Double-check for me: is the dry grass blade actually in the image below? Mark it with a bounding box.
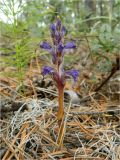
[2,124,26,160]
[2,137,19,160]
[18,122,29,159]
[37,124,59,148]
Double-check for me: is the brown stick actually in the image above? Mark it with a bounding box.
[94,56,120,92]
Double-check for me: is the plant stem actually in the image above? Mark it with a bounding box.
[57,84,65,147]
[57,85,64,123]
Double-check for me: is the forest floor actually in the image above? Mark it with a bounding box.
[0,43,120,160]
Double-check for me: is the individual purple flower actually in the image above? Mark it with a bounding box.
[64,42,76,49]
[56,19,61,30]
[66,70,79,82]
[50,24,56,33]
[51,50,57,64]
[40,42,51,51]
[57,43,64,54]
[54,31,61,45]
[42,66,54,76]
[61,26,66,36]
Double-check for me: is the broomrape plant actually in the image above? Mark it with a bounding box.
[40,17,79,124]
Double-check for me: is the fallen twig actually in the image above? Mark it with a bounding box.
[69,107,120,116]
[94,56,120,92]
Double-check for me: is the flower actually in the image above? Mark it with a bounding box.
[57,43,64,54]
[56,19,61,28]
[61,26,66,36]
[40,42,52,51]
[64,42,76,49]
[42,66,79,83]
[50,24,56,33]
[66,70,79,82]
[42,66,54,76]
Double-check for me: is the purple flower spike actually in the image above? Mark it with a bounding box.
[40,42,51,50]
[40,18,79,122]
[64,42,76,49]
[42,66,54,76]
[40,18,79,84]
[66,70,79,82]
